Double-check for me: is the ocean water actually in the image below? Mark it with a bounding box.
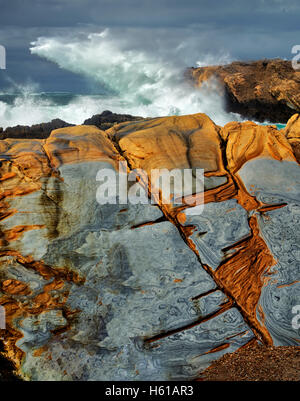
[0,91,111,128]
[0,84,243,130]
[0,30,286,130]
[0,90,286,131]
[262,122,286,130]
[275,124,286,130]
[0,30,244,129]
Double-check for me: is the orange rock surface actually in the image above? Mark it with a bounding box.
[0,114,299,380]
[109,113,299,348]
[187,59,300,122]
[284,113,300,163]
[108,114,235,214]
[43,125,120,169]
[221,121,296,174]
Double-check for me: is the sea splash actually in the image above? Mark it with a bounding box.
[0,30,240,129]
[0,86,109,129]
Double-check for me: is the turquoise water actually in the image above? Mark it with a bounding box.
[275,123,286,130]
[262,122,286,130]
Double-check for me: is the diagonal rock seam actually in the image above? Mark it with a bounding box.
[107,122,273,345]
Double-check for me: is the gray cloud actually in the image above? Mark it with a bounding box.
[0,0,299,91]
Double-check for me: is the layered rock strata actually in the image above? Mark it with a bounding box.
[0,113,299,380]
[187,59,300,122]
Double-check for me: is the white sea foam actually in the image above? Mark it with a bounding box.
[0,30,241,129]
[0,89,107,129]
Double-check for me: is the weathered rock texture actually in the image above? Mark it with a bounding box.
[188,59,300,123]
[0,113,299,381]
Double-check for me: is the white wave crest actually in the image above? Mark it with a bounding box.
[1,30,241,129]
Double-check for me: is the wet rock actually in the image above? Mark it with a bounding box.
[0,119,74,140]
[188,59,300,123]
[83,110,143,131]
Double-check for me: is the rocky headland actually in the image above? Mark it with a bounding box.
[188,59,300,123]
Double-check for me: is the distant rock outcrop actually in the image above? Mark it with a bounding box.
[188,59,300,123]
[83,110,144,130]
[0,111,144,141]
[0,119,74,140]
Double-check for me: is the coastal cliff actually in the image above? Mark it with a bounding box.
[0,113,299,380]
[188,59,300,123]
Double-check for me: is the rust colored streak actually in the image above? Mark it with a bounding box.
[204,177,237,204]
[14,254,85,285]
[213,216,276,345]
[130,215,167,230]
[204,343,230,355]
[233,175,260,212]
[33,346,48,357]
[145,300,233,344]
[0,296,29,369]
[239,337,259,350]
[0,288,71,370]
[277,280,299,288]
[0,250,85,290]
[1,279,31,296]
[0,172,17,182]
[0,250,84,285]
[232,168,287,214]
[0,209,16,222]
[0,185,40,201]
[0,250,84,370]
[176,211,187,225]
[257,304,266,327]
[258,203,288,213]
[191,288,218,301]
[180,225,198,255]
[0,225,45,245]
[182,176,237,207]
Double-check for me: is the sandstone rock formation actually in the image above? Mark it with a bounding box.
[187,59,300,123]
[0,113,299,380]
[284,113,300,163]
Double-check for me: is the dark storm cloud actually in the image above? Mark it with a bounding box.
[0,0,300,91]
[1,0,300,28]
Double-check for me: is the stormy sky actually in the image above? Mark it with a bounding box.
[0,0,300,92]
